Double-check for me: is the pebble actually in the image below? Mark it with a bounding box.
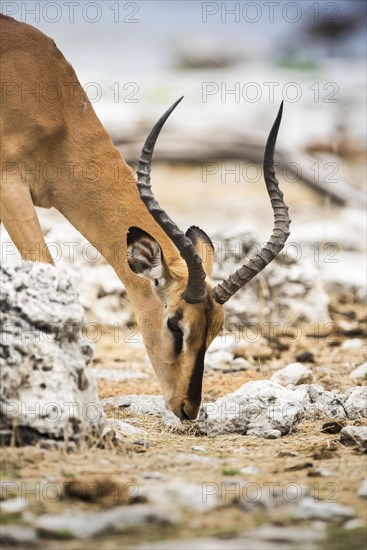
[102,395,166,415]
[343,387,367,419]
[344,518,366,530]
[337,319,361,335]
[233,447,249,454]
[293,497,355,521]
[207,334,237,353]
[321,421,344,434]
[204,350,233,370]
[237,483,309,511]
[141,479,219,512]
[307,467,334,477]
[176,453,216,464]
[113,420,145,436]
[223,357,252,372]
[340,426,367,448]
[271,363,312,386]
[0,525,38,545]
[35,504,176,539]
[296,351,315,363]
[142,472,167,482]
[240,465,260,475]
[341,339,364,349]
[0,497,27,514]
[93,368,147,381]
[349,362,367,380]
[191,445,207,453]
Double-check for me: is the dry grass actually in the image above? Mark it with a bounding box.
[1,293,366,548]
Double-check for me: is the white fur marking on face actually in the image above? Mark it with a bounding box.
[182,321,190,343]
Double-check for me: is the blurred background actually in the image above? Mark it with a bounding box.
[9,0,365,148]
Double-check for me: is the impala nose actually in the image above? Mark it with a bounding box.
[181,400,201,421]
[167,399,201,421]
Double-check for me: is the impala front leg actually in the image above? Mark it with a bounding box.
[0,181,54,264]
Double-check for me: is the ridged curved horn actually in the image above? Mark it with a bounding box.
[212,102,291,304]
[136,97,207,304]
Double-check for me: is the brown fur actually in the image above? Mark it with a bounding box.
[0,16,224,419]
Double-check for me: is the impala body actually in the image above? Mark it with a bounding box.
[0,15,290,420]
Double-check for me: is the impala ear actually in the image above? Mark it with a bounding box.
[127,227,167,286]
[185,226,215,277]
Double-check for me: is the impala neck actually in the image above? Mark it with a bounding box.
[55,141,184,306]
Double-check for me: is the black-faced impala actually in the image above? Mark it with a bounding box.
[0,15,291,420]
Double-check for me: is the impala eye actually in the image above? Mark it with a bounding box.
[167,316,183,356]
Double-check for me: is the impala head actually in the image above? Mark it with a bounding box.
[127,224,224,420]
[128,98,291,420]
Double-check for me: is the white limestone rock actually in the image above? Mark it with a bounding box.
[102,395,166,416]
[271,363,312,386]
[35,504,177,539]
[0,525,38,545]
[204,350,233,371]
[343,387,367,419]
[110,420,145,436]
[295,384,347,420]
[228,357,252,372]
[340,426,367,448]
[198,380,308,438]
[293,497,355,521]
[0,497,28,514]
[141,479,220,512]
[207,334,238,353]
[349,362,367,380]
[341,339,364,350]
[0,261,106,446]
[240,465,260,475]
[211,231,330,326]
[197,381,367,438]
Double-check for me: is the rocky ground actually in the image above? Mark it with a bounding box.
[1,315,366,549]
[1,163,366,549]
[1,281,366,549]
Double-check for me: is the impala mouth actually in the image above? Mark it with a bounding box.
[166,399,200,421]
[181,400,202,421]
[181,405,194,421]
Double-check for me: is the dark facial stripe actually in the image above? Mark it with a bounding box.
[187,297,214,405]
[167,311,183,356]
[172,330,183,356]
[187,342,206,405]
